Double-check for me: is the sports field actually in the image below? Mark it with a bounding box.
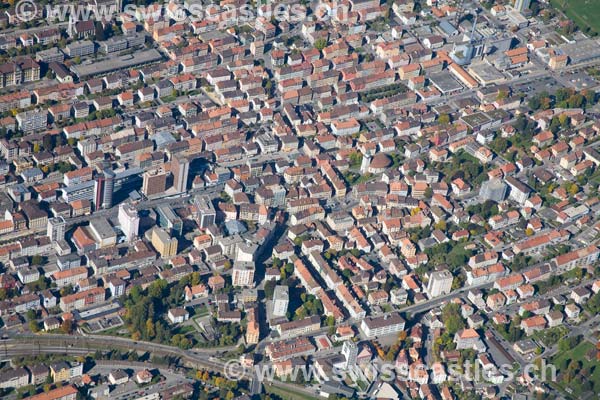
[550,0,600,33]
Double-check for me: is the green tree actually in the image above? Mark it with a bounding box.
[26,309,37,321]
[424,187,433,199]
[60,319,74,334]
[438,114,450,125]
[284,263,294,275]
[264,280,276,299]
[31,255,44,265]
[528,96,541,110]
[60,285,74,297]
[148,279,168,299]
[29,320,40,333]
[349,152,363,168]
[43,134,53,150]
[314,38,327,51]
[490,137,509,154]
[326,315,335,335]
[441,303,465,335]
[583,89,596,105]
[58,162,73,174]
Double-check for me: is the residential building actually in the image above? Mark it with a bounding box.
[232,262,255,287]
[156,204,183,237]
[272,285,289,317]
[142,168,168,197]
[195,195,216,229]
[118,202,139,242]
[24,385,78,400]
[47,216,66,242]
[342,340,358,368]
[426,270,453,297]
[16,109,47,133]
[151,227,178,258]
[171,155,189,193]
[513,0,531,13]
[360,313,406,338]
[50,362,83,382]
[167,308,189,324]
[0,367,29,389]
[59,287,105,312]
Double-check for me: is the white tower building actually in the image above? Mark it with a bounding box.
[118,202,139,242]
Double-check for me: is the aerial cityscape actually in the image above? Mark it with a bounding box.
[0,0,598,399]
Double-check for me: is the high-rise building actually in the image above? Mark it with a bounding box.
[514,0,531,12]
[171,156,189,193]
[479,178,508,203]
[246,307,260,344]
[142,168,168,198]
[47,216,66,242]
[342,340,358,368]
[93,175,106,211]
[195,195,216,229]
[94,169,115,211]
[427,270,454,298]
[232,261,255,287]
[156,204,183,237]
[272,285,289,317]
[151,227,178,258]
[251,40,264,58]
[16,109,47,133]
[118,202,139,242]
[360,154,370,174]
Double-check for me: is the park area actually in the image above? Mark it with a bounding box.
[550,0,600,34]
[551,340,600,398]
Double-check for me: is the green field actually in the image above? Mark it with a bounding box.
[550,0,600,34]
[551,341,600,397]
[264,385,319,400]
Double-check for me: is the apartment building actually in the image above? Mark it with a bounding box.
[360,313,406,338]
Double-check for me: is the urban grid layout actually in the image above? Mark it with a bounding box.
[0,0,599,399]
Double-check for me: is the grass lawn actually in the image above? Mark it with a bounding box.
[264,385,319,400]
[195,306,210,318]
[551,340,600,397]
[550,0,600,33]
[534,326,568,347]
[174,325,197,335]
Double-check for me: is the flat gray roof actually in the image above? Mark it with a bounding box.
[70,49,163,78]
[469,62,505,84]
[429,71,463,94]
[90,218,115,240]
[560,39,600,64]
[273,285,289,301]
